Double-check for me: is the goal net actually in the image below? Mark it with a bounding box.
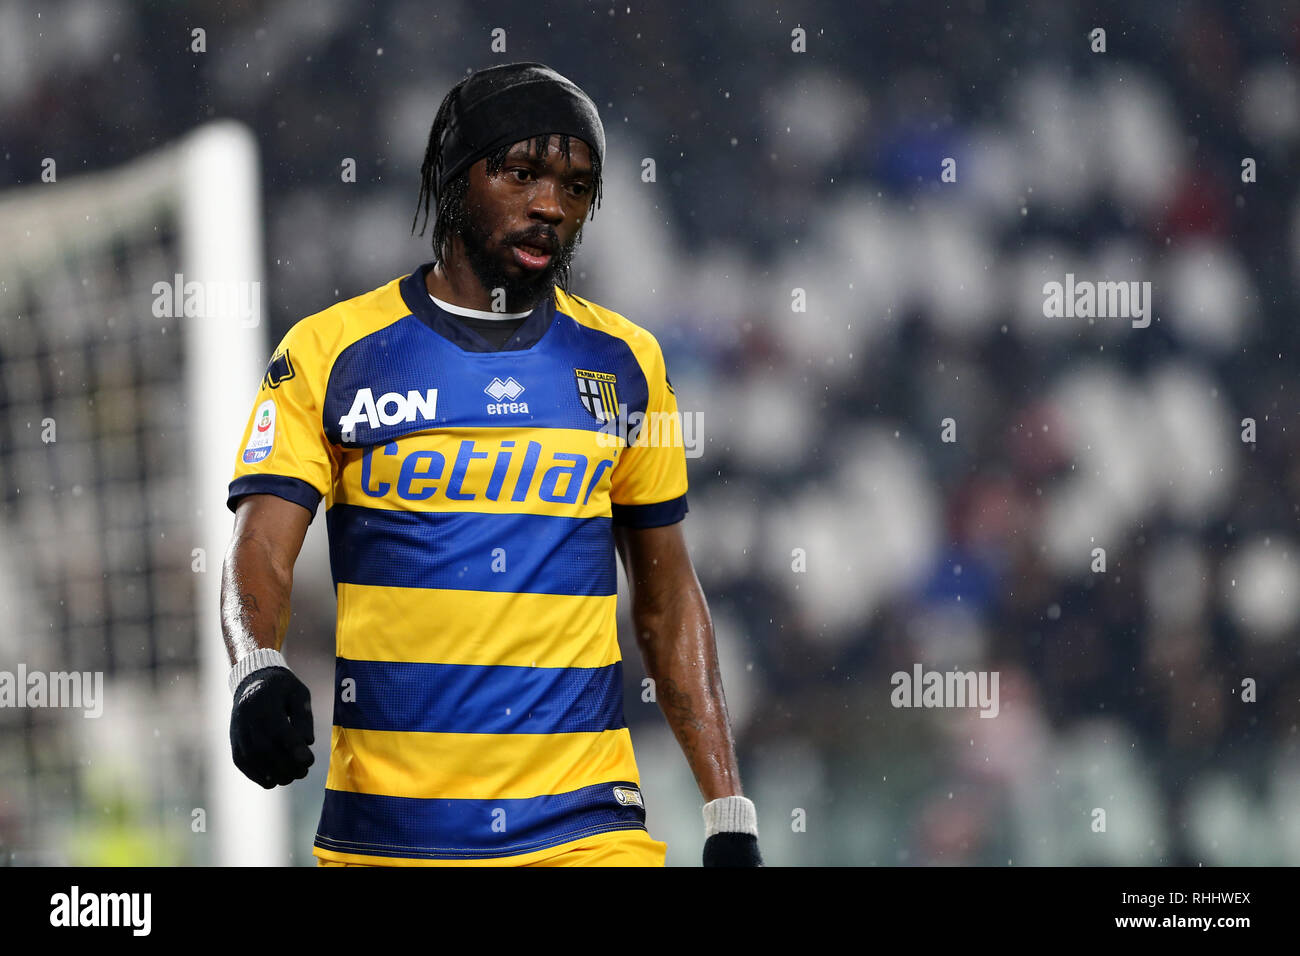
[0,121,287,865]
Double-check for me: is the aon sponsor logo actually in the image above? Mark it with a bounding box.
[339,388,438,436]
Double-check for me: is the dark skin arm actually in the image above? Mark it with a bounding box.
[615,521,743,801]
[220,494,311,664]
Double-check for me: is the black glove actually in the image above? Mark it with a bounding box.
[703,832,764,867]
[230,666,315,788]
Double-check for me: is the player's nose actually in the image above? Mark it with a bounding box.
[525,178,566,222]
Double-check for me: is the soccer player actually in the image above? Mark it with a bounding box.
[220,62,762,867]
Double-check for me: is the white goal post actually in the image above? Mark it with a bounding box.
[0,120,286,865]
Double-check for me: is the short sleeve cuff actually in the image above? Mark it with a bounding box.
[227,474,323,522]
[611,493,688,528]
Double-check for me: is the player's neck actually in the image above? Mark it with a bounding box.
[426,259,550,315]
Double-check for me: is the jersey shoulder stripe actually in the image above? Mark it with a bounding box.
[554,287,668,386]
[227,275,412,518]
[556,288,688,523]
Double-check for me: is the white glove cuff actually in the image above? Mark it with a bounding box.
[227,647,290,696]
[703,795,758,838]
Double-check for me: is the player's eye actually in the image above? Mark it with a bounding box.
[568,183,591,197]
[509,167,533,182]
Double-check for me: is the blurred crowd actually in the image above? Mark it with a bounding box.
[3,0,1300,864]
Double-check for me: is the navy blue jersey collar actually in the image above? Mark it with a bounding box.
[400,261,557,353]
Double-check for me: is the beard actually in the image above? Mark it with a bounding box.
[452,199,580,313]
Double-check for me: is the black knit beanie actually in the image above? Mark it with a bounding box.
[434,61,606,203]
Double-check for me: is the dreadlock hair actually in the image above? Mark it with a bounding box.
[410,85,604,293]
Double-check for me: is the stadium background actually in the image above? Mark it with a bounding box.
[3,0,1300,865]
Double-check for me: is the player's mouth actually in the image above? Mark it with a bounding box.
[512,240,555,270]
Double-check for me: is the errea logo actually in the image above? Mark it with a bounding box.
[484,377,529,415]
[339,387,438,440]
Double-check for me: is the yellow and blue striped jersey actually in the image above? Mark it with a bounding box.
[226,262,688,864]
